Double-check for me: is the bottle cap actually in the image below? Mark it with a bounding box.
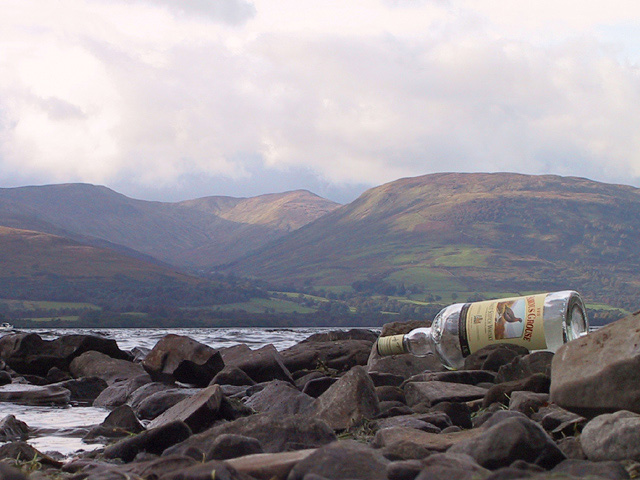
[377,335,407,356]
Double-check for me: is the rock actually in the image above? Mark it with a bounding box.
[367,345,445,378]
[386,460,424,480]
[127,382,176,410]
[221,344,294,383]
[207,434,263,460]
[210,366,256,387]
[311,365,380,430]
[0,383,70,405]
[478,410,530,429]
[551,459,630,479]
[415,412,453,430]
[103,420,192,462]
[301,376,337,398]
[534,405,586,437]
[372,426,482,455]
[496,351,555,383]
[120,455,198,480]
[304,329,379,343]
[550,310,640,416]
[482,373,550,408]
[85,404,144,440]
[0,464,27,480]
[226,449,314,480]
[93,374,152,407]
[0,441,62,467]
[70,351,147,385]
[415,453,489,480]
[0,415,29,442]
[50,376,108,402]
[369,372,405,387]
[378,401,414,418]
[508,391,549,416]
[164,413,336,459]
[288,440,389,480]
[404,381,487,408]
[45,366,72,383]
[406,370,497,386]
[581,410,640,461]
[429,402,472,429]
[281,337,374,373]
[0,371,11,386]
[244,380,315,415]
[147,384,225,433]
[556,437,586,460]
[134,388,194,420]
[142,334,225,387]
[0,333,130,376]
[376,385,406,403]
[463,344,529,371]
[448,416,566,469]
[157,459,250,480]
[381,320,431,337]
[375,416,441,433]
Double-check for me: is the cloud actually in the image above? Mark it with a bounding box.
[1,0,640,202]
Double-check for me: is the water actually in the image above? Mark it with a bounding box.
[0,327,359,457]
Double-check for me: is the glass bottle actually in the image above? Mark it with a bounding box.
[377,291,589,370]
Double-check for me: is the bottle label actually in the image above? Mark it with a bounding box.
[377,335,406,356]
[461,293,547,354]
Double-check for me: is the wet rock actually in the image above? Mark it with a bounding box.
[311,365,380,430]
[210,366,256,387]
[147,384,224,433]
[463,344,529,371]
[84,404,144,440]
[207,434,263,460]
[222,344,294,384]
[226,449,315,480]
[0,415,29,442]
[134,388,194,420]
[508,391,549,416]
[0,333,130,376]
[0,383,70,405]
[550,310,640,416]
[448,415,566,469]
[0,441,62,467]
[93,373,152,407]
[164,413,336,459]
[581,410,640,461]
[244,380,314,415]
[551,459,630,479]
[482,373,550,408]
[404,381,487,408]
[301,376,337,398]
[415,452,489,480]
[288,440,389,480]
[70,351,147,385]
[142,334,224,387]
[496,351,554,383]
[103,420,192,462]
[50,376,108,402]
[281,335,374,373]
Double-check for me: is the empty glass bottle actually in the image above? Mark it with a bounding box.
[377,291,589,370]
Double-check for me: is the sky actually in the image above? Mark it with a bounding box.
[1,0,640,203]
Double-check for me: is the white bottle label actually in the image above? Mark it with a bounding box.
[462,293,547,354]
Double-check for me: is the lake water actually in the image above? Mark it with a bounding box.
[1,327,365,458]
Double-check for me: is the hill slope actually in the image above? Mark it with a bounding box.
[226,173,640,309]
[0,184,339,268]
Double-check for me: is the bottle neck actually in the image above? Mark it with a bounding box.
[377,334,407,356]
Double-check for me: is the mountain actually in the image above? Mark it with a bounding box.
[226,173,640,309]
[0,184,340,268]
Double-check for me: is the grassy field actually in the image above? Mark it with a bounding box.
[0,299,100,311]
[211,297,317,314]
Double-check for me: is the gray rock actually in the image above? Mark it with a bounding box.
[210,366,256,387]
[0,383,70,405]
[84,404,144,440]
[288,440,389,480]
[496,351,554,383]
[581,410,640,461]
[207,434,263,460]
[386,460,424,480]
[0,464,27,480]
[551,459,630,479]
[70,351,147,385]
[482,373,550,408]
[415,453,489,480]
[157,459,252,480]
[463,344,529,372]
[406,370,497,386]
[301,376,337,398]
[508,391,549,416]
[93,374,152,407]
[0,415,29,442]
[429,401,472,429]
[533,405,586,436]
[103,420,192,462]
[221,344,294,383]
[375,416,441,433]
[134,388,194,420]
[372,426,483,456]
[226,449,315,480]
[311,365,380,430]
[550,310,640,416]
[147,384,224,433]
[142,334,224,387]
[281,338,373,374]
[127,382,176,410]
[50,376,108,402]
[376,385,406,403]
[448,415,565,469]
[404,381,487,408]
[555,437,586,460]
[244,380,314,415]
[0,441,62,467]
[367,344,445,378]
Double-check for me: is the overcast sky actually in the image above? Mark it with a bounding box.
[1,1,640,203]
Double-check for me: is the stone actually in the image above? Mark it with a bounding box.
[381,320,431,337]
[70,351,147,385]
[377,401,414,418]
[555,437,586,460]
[463,344,529,371]
[550,310,640,416]
[0,441,62,467]
[448,415,565,469]
[369,372,405,387]
[0,383,70,405]
[482,373,550,408]
[375,416,441,433]
[372,426,482,454]
[244,380,314,415]
[406,370,497,386]
[281,337,374,373]
[301,376,337,398]
[93,374,152,407]
[45,366,72,383]
[429,402,472,429]
[0,415,29,442]
[367,345,445,379]
[581,410,640,461]
[134,388,194,420]
[84,404,144,440]
[386,460,424,480]
[508,391,549,416]
[210,366,256,386]
[50,376,108,402]
[0,464,27,480]
[304,329,379,343]
[415,412,453,430]
[207,434,263,460]
[288,440,389,480]
[0,371,11,386]
[103,420,192,462]
[496,351,555,383]
[163,413,336,459]
[551,459,630,479]
[226,449,315,480]
[157,459,250,480]
[127,382,176,410]
[415,453,489,480]
[147,384,224,433]
[142,334,225,387]
[376,385,406,403]
[311,365,380,430]
[222,344,294,383]
[404,381,487,408]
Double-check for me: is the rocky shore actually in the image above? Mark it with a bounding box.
[0,311,638,480]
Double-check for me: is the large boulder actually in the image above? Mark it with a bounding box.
[550,310,640,416]
[0,333,130,376]
[221,344,293,384]
[142,334,225,387]
[70,351,147,385]
[311,365,380,430]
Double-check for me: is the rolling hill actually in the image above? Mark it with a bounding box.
[0,184,339,268]
[225,173,640,310]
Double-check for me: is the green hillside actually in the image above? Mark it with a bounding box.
[226,173,640,310]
